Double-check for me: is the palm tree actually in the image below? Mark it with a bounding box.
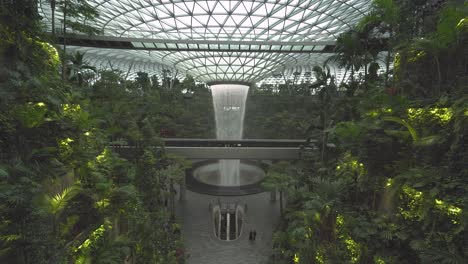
[327,30,364,87]
[363,0,400,85]
[309,66,337,164]
[49,0,56,37]
[261,161,296,215]
[160,154,191,219]
[67,51,97,86]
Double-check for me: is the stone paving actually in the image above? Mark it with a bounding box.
[176,190,280,264]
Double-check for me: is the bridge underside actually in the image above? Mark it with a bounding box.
[111,145,304,160]
[110,138,324,160]
[165,146,301,160]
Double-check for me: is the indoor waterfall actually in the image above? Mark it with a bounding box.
[210,84,249,186]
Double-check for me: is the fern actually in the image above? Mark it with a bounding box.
[44,185,82,216]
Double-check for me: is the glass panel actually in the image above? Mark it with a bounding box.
[155,43,167,49]
[177,43,188,49]
[270,45,281,50]
[132,42,145,48]
[166,43,177,48]
[188,43,198,49]
[313,45,325,51]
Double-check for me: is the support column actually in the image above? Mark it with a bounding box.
[226,212,230,241]
[235,208,238,237]
[218,211,221,239]
[270,189,277,201]
[179,178,186,201]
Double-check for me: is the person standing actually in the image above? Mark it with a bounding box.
[249,230,253,240]
[253,230,257,240]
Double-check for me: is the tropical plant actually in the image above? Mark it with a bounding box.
[262,161,296,215]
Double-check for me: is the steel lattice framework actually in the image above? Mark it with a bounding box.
[38,0,374,83]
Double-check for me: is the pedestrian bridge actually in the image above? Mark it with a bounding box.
[110,138,332,160]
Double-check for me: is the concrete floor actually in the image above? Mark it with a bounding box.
[176,190,280,264]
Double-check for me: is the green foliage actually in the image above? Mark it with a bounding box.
[262,161,296,193]
[13,102,48,128]
[334,122,363,143]
[271,2,468,263]
[56,0,101,35]
[43,184,82,216]
[0,11,190,263]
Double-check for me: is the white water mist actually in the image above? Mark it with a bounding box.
[210,84,249,186]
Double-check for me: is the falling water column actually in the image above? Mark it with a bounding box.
[210,84,249,186]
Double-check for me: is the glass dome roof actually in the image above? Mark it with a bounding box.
[38,0,373,83]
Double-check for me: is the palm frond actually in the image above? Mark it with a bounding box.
[45,185,82,216]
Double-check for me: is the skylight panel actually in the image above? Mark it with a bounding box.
[193,3,206,14]
[312,45,325,51]
[207,18,218,26]
[177,43,188,49]
[207,1,217,13]
[199,43,209,49]
[225,17,237,27]
[183,1,195,13]
[213,2,227,14]
[270,45,281,50]
[213,15,227,24]
[242,1,254,13]
[155,43,167,49]
[177,16,192,26]
[132,42,145,48]
[173,4,187,16]
[166,43,177,49]
[291,45,303,51]
[255,5,267,16]
[250,45,260,50]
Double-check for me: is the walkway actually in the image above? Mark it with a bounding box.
[176,190,280,264]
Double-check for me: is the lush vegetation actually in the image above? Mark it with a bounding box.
[0,2,213,263]
[264,0,468,263]
[244,93,319,139]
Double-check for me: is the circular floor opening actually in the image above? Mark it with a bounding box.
[186,160,266,196]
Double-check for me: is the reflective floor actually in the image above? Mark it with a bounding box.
[176,190,280,264]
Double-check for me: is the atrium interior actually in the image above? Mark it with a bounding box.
[1,1,467,264]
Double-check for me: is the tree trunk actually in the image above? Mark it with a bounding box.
[279,190,283,215]
[179,177,186,201]
[340,68,348,86]
[61,1,68,81]
[170,180,175,220]
[435,56,442,96]
[385,33,392,87]
[270,189,277,201]
[321,109,327,165]
[364,63,368,89]
[51,0,55,37]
